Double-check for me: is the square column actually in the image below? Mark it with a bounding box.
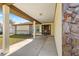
[2,5,10,54]
[39,24,42,34]
[33,21,36,39]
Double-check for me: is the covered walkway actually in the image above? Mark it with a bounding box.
[8,36,57,56]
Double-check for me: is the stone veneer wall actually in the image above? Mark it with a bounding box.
[63,3,79,56]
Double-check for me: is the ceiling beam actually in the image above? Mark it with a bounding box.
[0,3,41,24]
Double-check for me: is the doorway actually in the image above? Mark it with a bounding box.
[42,25,51,35]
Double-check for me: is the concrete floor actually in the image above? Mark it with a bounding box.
[9,35,57,56]
[0,35,58,56]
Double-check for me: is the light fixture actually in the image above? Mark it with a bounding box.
[40,13,43,16]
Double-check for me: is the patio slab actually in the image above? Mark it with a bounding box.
[9,36,57,56]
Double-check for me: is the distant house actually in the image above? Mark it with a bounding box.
[13,22,33,35]
[0,20,15,34]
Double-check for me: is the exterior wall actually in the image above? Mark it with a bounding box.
[16,25,30,34]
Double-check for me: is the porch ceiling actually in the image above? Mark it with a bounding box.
[13,3,56,23]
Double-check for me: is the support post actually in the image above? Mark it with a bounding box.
[39,24,42,35]
[2,5,10,54]
[33,21,36,39]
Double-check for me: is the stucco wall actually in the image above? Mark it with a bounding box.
[54,3,62,56]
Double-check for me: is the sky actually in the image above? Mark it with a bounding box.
[0,9,30,24]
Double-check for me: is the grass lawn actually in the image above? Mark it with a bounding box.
[0,34,32,47]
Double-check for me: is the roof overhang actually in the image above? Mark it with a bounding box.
[0,3,41,24]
